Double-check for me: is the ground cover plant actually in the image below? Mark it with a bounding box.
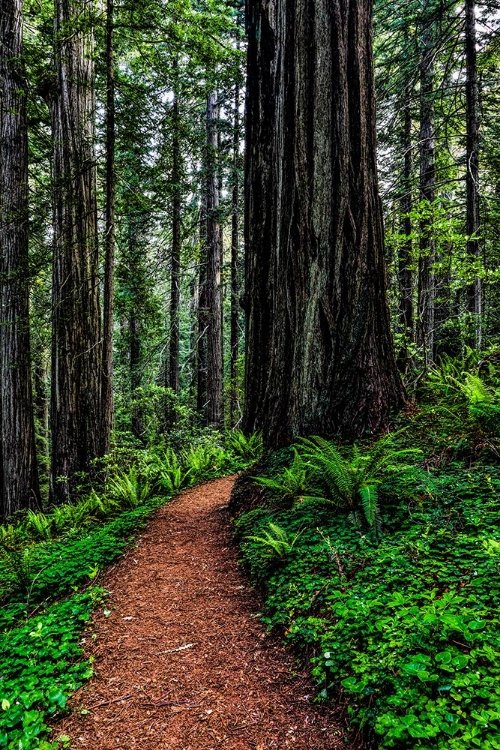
[233,359,500,749]
[0,430,261,749]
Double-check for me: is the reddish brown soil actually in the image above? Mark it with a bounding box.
[52,476,346,749]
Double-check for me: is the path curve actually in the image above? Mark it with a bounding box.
[53,476,346,749]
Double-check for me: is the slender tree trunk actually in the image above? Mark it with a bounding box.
[49,0,101,503]
[100,0,115,456]
[417,17,435,368]
[168,69,181,406]
[244,0,405,447]
[397,65,414,372]
[230,77,241,425]
[0,0,40,517]
[130,312,142,440]
[465,0,481,348]
[201,92,224,429]
[197,204,208,416]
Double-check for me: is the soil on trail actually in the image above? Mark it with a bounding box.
[53,476,346,749]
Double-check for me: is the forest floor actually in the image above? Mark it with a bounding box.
[51,476,346,749]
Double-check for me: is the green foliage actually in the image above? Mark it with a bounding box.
[236,424,500,748]
[144,447,188,494]
[253,449,311,506]
[246,522,302,562]
[224,430,263,465]
[295,435,420,530]
[107,466,151,508]
[0,592,100,750]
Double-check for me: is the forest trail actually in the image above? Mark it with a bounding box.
[52,476,346,749]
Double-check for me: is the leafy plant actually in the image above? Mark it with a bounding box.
[108,466,151,508]
[253,449,312,506]
[246,522,302,561]
[225,430,264,464]
[145,447,188,493]
[295,435,420,530]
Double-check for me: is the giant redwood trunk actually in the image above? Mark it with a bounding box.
[49,0,101,503]
[0,0,40,517]
[244,0,405,446]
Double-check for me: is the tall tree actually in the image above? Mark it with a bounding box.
[465,0,482,347]
[49,0,101,502]
[100,0,115,455]
[230,74,241,425]
[0,0,40,517]
[244,0,405,447]
[417,11,436,368]
[199,91,224,429]
[167,61,181,408]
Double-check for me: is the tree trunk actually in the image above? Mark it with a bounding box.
[130,312,143,440]
[0,0,41,517]
[168,71,181,403]
[49,0,101,503]
[203,92,224,429]
[197,204,208,416]
[100,0,115,456]
[465,0,481,348]
[397,64,414,372]
[244,0,405,447]
[417,17,435,369]
[230,77,241,425]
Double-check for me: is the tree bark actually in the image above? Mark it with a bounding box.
[397,64,414,372]
[49,0,101,503]
[244,0,405,447]
[100,0,115,456]
[465,0,481,348]
[0,0,41,517]
[168,68,181,402]
[202,92,224,429]
[417,16,435,368]
[230,77,241,425]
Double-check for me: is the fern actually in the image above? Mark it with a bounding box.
[246,522,301,561]
[225,430,264,464]
[253,450,313,505]
[295,435,421,531]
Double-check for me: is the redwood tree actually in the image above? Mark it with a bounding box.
[244,0,405,447]
[49,0,101,502]
[0,0,40,517]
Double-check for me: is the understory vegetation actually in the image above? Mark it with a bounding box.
[0,430,261,750]
[233,354,500,749]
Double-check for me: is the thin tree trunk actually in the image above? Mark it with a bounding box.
[101,0,115,456]
[244,0,405,447]
[168,67,181,407]
[397,65,414,372]
[465,0,481,348]
[417,16,435,369]
[197,204,208,416]
[130,312,142,440]
[0,0,40,517]
[230,77,241,425]
[49,0,101,503]
[201,92,224,429]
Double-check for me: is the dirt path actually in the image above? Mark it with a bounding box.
[54,476,346,749]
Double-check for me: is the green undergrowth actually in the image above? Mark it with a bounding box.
[0,429,262,749]
[233,360,500,749]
